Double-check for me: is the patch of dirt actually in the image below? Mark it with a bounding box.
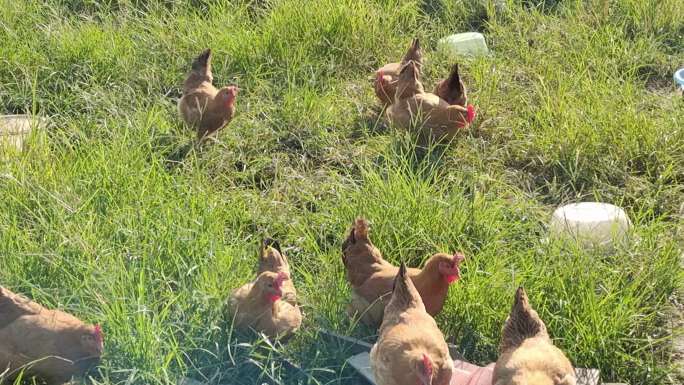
[646,77,679,96]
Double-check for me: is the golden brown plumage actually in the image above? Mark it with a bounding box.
[178,48,238,140]
[228,239,302,339]
[341,218,464,327]
[370,263,454,385]
[0,287,103,385]
[493,287,577,385]
[387,61,475,143]
[228,271,302,339]
[374,38,423,105]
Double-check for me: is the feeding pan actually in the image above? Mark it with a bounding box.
[0,114,48,153]
[438,32,489,57]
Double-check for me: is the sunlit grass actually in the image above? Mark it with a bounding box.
[1,0,682,384]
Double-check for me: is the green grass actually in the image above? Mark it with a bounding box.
[1,0,683,384]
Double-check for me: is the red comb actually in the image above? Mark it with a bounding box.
[466,104,476,123]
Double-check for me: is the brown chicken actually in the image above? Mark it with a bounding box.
[370,263,454,385]
[493,287,577,385]
[374,38,423,105]
[341,218,464,327]
[434,64,467,106]
[228,241,302,338]
[0,287,103,385]
[386,61,475,143]
[178,48,238,140]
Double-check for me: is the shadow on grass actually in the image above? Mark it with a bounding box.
[373,131,454,185]
[151,132,195,171]
[348,104,390,141]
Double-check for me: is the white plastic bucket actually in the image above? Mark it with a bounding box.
[550,202,632,249]
[438,32,489,57]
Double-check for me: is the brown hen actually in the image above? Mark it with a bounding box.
[493,287,576,385]
[342,218,464,327]
[386,61,475,143]
[0,287,103,385]
[374,38,423,105]
[370,263,453,385]
[178,48,238,140]
[228,240,302,338]
[228,271,302,339]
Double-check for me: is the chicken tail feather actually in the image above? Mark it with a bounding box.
[263,237,281,253]
[402,38,423,66]
[388,262,422,311]
[500,287,549,352]
[183,49,213,93]
[192,48,212,73]
[396,61,423,100]
[447,64,463,93]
